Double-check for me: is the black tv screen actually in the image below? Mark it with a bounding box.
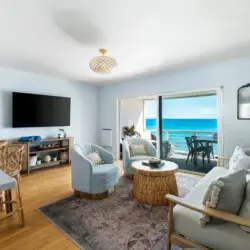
[12,92,71,127]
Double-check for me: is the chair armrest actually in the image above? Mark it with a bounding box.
[146,141,157,157]
[122,141,131,159]
[217,156,230,167]
[166,194,250,228]
[96,145,114,164]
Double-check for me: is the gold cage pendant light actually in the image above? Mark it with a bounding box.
[89,49,117,74]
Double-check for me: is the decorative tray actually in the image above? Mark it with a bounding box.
[142,161,164,168]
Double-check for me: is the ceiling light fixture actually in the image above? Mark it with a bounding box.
[89,49,117,74]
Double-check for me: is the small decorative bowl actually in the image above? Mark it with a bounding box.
[149,158,161,165]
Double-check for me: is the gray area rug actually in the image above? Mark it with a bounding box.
[38,173,201,250]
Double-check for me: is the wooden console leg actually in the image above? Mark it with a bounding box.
[167,200,174,250]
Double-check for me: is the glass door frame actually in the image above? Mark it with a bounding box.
[156,87,224,160]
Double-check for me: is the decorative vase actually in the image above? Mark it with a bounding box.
[37,160,42,165]
[52,157,57,162]
[44,155,51,163]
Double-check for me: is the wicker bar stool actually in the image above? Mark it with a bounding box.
[0,142,25,226]
[0,140,8,211]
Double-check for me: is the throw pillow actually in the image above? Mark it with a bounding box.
[199,170,247,227]
[238,180,250,233]
[229,146,250,173]
[129,144,148,156]
[87,152,104,165]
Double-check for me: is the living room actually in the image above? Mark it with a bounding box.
[1,1,250,250]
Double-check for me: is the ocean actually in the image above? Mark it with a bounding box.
[146,118,217,153]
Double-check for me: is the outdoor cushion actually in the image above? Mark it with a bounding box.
[173,167,250,250]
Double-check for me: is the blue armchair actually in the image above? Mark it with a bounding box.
[72,143,119,198]
[122,138,157,176]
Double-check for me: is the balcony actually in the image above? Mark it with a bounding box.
[146,129,218,174]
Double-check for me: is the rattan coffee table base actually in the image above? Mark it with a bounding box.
[132,171,178,206]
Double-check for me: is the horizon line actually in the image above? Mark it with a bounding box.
[145,117,217,119]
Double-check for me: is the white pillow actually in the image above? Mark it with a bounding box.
[129,144,148,156]
[229,146,250,173]
[87,152,104,165]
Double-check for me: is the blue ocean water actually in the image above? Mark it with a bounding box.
[146,118,217,153]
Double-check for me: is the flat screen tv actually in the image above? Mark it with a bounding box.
[12,92,71,127]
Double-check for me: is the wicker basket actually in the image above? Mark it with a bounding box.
[60,151,68,163]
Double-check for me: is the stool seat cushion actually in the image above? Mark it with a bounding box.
[0,170,16,191]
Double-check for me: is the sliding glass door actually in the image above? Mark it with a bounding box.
[158,91,221,174]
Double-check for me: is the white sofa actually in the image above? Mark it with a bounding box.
[166,152,250,250]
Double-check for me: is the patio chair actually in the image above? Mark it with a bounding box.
[192,136,211,166]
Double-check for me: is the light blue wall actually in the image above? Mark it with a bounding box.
[0,68,99,144]
[99,57,250,157]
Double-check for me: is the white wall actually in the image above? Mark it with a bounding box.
[99,57,250,157]
[0,68,99,144]
[120,98,144,137]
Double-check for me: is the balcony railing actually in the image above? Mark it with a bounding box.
[147,129,217,154]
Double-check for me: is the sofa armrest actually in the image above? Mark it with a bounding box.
[166,194,250,228]
[217,156,230,167]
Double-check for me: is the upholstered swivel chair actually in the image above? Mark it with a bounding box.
[72,143,119,199]
[122,138,156,177]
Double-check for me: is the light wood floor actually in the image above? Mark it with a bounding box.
[0,162,199,250]
[0,166,78,250]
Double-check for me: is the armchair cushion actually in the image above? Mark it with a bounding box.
[129,144,148,156]
[91,164,119,194]
[87,152,104,165]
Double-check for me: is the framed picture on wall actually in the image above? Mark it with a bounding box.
[238,83,250,119]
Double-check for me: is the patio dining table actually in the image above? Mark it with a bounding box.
[196,136,217,144]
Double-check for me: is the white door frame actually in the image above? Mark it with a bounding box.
[116,86,224,160]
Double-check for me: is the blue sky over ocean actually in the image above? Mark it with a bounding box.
[144,95,217,119]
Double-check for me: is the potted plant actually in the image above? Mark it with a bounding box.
[122,124,140,138]
[58,128,66,138]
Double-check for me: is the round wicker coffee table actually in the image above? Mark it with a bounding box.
[131,160,179,206]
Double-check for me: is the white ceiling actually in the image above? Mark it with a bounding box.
[0,0,250,85]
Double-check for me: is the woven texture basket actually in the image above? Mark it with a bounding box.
[0,142,24,176]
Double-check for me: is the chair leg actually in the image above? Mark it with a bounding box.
[15,174,24,226]
[167,200,174,250]
[186,153,191,165]
[193,152,198,166]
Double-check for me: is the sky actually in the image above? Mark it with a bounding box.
[144,95,217,119]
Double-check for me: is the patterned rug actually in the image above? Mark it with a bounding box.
[38,173,201,250]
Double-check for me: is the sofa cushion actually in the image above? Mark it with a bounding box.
[229,146,250,172]
[173,167,250,250]
[239,180,250,233]
[200,170,247,226]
